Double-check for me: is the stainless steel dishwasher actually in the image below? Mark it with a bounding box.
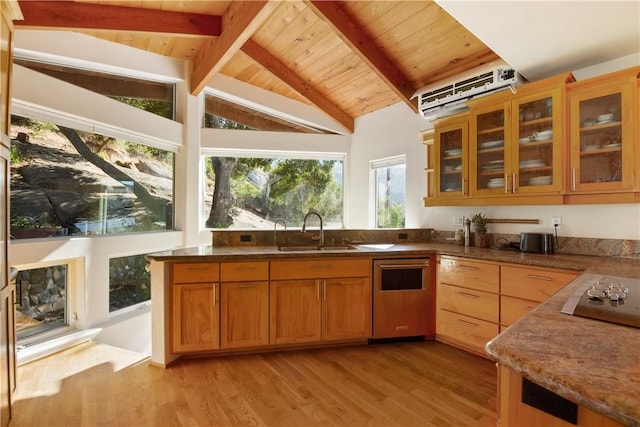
[372,257,434,339]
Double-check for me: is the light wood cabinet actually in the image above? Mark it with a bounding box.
[270,258,371,345]
[437,256,578,355]
[425,73,573,206]
[436,256,500,355]
[566,67,640,203]
[220,262,269,349]
[171,263,220,353]
[431,114,469,200]
[500,265,577,328]
[468,74,571,201]
[498,364,622,427]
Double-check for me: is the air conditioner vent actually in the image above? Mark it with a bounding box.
[414,61,524,120]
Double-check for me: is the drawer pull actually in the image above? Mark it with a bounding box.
[185,266,210,271]
[233,284,256,288]
[456,318,479,327]
[234,266,256,271]
[523,305,536,311]
[396,325,409,331]
[456,291,479,299]
[456,265,478,271]
[525,274,552,281]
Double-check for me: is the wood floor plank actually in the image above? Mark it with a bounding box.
[13,340,496,427]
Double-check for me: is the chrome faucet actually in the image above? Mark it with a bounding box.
[273,219,287,246]
[301,211,324,246]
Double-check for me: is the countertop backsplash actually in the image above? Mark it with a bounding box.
[430,230,640,259]
[212,228,639,259]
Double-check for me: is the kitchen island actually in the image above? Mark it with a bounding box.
[147,242,640,426]
[485,260,640,427]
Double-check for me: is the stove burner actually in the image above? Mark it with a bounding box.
[587,280,629,303]
[561,274,640,329]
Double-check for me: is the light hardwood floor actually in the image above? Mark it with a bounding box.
[13,340,497,427]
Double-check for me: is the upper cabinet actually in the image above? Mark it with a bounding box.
[433,114,468,199]
[566,67,640,203]
[423,67,640,206]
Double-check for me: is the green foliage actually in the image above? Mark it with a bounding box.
[112,97,173,120]
[471,212,488,233]
[11,115,56,137]
[10,215,34,229]
[9,144,20,164]
[377,202,405,228]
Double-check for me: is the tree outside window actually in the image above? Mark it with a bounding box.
[373,156,406,228]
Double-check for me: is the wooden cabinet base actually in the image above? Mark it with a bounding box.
[498,365,623,427]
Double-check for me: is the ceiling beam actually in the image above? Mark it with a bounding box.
[15,1,221,37]
[241,39,354,133]
[304,0,418,114]
[190,1,277,96]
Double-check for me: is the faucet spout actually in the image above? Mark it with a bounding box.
[301,211,324,246]
[273,219,287,246]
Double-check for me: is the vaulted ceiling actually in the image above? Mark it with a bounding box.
[14,0,500,133]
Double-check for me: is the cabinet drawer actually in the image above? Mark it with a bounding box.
[501,265,578,302]
[439,283,499,323]
[500,295,538,326]
[173,263,219,283]
[438,256,499,293]
[220,262,269,282]
[270,258,370,280]
[437,309,498,355]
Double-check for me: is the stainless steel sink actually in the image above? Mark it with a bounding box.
[278,245,321,252]
[277,245,356,252]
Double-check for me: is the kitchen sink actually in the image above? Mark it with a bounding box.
[277,245,356,252]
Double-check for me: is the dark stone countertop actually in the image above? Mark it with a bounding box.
[147,242,640,425]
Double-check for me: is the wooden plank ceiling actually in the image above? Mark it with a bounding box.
[14,0,499,133]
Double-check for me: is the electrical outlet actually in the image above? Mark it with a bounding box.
[453,216,464,227]
[551,217,562,230]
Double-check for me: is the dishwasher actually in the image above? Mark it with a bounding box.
[372,257,434,339]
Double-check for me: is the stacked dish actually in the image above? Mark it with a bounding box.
[444,148,462,157]
[487,178,505,188]
[596,113,614,123]
[519,159,545,169]
[582,145,600,151]
[482,160,504,171]
[480,140,504,149]
[529,175,552,186]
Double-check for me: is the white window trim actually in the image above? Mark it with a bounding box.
[370,154,407,229]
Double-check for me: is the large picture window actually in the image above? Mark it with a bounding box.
[10,115,174,238]
[202,154,344,229]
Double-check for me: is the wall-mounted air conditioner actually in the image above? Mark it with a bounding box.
[413,60,524,119]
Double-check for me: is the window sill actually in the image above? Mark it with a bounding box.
[17,328,102,366]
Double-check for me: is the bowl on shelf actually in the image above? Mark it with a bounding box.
[582,118,596,127]
[532,130,553,140]
[582,144,600,151]
[519,136,533,144]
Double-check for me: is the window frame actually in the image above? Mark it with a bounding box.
[370,154,407,229]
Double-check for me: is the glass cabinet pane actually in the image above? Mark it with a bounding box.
[516,96,554,188]
[475,109,505,192]
[439,128,463,193]
[577,93,622,185]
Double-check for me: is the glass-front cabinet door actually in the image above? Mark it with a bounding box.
[470,102,509,196]
[434,117,467,198]
[512,89,563,194]
[568,73,638,193]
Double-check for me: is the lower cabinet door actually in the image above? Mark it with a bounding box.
[220,281,269,349]
[322,277,371,341]
[270,280,321,345]
[172,283,219,353]
[500,295,539,327]
[437,309,498,356]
